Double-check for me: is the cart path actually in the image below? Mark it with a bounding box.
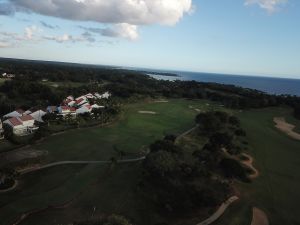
[19,156,146,175]
[196,196,239,225]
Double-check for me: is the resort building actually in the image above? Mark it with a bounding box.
[47,106,58,114]
[30,110,47,123]
[3,109,24,118]
[3,115,38,136]
[58,106,76,116]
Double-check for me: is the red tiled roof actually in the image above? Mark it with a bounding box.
[9,117,22,126]
[85,105,92,110]
[65,99,72,104]
[61,106,70,110]
[19,115,34,122]
[75,98,84,104]
[70,107,76,112]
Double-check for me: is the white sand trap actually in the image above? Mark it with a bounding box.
[154,100,169,103]
[274,117,300,141]
[251,207,269,225]
[189,105,201,112]
[240,153,259,179]
[138,111,157,115]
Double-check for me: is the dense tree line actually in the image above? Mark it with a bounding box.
[1,58,300,118]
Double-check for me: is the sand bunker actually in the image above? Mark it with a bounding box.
[189,105,202,112]
[240,153,259,179]
[138,111,157,114]
[154,100,169,103]
[251,207,269,225]
[274,117,300,141]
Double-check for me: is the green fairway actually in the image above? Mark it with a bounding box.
[236,107,300,225]
[0,99,225,225]
[33,99,225,163]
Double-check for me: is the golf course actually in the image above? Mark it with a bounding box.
[0,99,300,225]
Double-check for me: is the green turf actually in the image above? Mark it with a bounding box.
[32,99,225,163]
[0,99,225,225]
[236,107,300,225]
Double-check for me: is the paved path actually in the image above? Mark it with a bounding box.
[196,196,239,225]
[176,125,198,142]
[251,207,269,225]
[20,156,146,175]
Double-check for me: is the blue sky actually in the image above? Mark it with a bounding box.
[0,0,299,78]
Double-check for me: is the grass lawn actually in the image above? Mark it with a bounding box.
[0,99,226,225]
[32,99,226,163]
[235,107,300,225]
[0,139,18,153]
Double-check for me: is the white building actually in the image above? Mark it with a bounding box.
[58,106,76,116]
[3,109,24,118]
[3,115,37,136]
[91,104,104,109]
[30,110,47,123]
[76,105,92,115]
[94,92,111,99]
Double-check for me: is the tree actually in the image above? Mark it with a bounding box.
[144,151,179,178]
[209,132,234,149]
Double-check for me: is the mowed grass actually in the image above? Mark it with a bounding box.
[33,99,224,163]
[235,107,300,225]
[0,99,225,225]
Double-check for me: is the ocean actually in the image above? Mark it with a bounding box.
[145,71,300,96]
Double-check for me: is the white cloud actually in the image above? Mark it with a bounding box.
[245,0,288,13]
[1,0,192,41]
[25,25,39,40]
[81,23,139,41]
[9,0,193,26]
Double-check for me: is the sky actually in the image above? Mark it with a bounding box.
[0,0,299,79]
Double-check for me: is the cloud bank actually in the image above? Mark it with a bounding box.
[0,0,192,41]
[245,0,288,13]
[9,0,193,26]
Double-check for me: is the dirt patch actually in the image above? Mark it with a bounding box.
[251,207,269,225]
[274,117,300,141]
[138,111,157,114]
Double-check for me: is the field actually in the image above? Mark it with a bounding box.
[1,100,300,225]
[0,99,225,225]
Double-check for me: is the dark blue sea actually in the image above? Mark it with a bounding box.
[144,70,300,96]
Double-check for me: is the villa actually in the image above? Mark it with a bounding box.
[30,110,47,123]
[58,106,76,116]
[3,109,24,118]
[3,115,38,136]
